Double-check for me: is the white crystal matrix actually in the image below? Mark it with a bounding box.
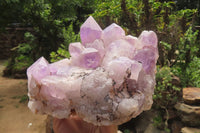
[27,16,159,125]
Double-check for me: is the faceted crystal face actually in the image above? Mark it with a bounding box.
[102,23,125,47]
[27,57,50,83]
[139,31,158,48]
[69,42,84,57]
[27,16,159,126]
[80,16,102,46]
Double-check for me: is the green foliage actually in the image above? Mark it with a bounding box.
[159,41,172,65]
[153,65,183,131]
[92,0,198,68]
[154,66,181,108]
[164,128,170,133]
[153,114,163,128]
[5,32,35,72]
[178,27,199,66]
[123,129,131,133]
[176,0,200,17]
[171,27,200,87]
[2,0,96,77]
[13,32,36,70]
[50,45,70,63]
[11,95,29,103]
[13,55,33,71]
[0,0,24,30]
[92,0,121,20]
[186,57,200,87]
[1,0,96,58]
[61,24,81,47]
[16,43,32,55]
[153,113,171,132]
[92,0,144,33]
[50,24,80,62]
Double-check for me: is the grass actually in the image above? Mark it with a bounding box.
[123,129,131,133]
[19,95,29,103]
[2,60,8,66]
[11,95,29,103]
[15,105,19,108]
[19,81,24,84]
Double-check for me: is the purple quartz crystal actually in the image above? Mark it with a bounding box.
[102,23,125,47]
[27,16,159,125]
[80,16,102,46]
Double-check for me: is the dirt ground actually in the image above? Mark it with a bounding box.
[0,60,47,133]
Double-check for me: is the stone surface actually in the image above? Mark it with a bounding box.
[175,103,200,126]
[171,76,181,86]
[181,127,200,133]
[183,87,200,105]
[27,16,159,126]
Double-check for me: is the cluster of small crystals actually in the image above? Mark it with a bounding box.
[27,16,159,126]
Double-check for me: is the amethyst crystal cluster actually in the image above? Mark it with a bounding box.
[27,16,158,125]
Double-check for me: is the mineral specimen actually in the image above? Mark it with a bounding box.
[27,16,159,126]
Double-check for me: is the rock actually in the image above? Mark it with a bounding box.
[183,87,200,105]
[175,103,200,115]
[172,76,181,86]
[175,103,200,126]
[27,16,159,126]
[181,127,200,133]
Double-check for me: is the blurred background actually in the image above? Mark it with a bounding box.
[0,0,200,133]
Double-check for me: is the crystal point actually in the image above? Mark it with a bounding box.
[80,16,102,45]
[102,23,125,46]
[27,57,50,83]
[139,31,158,48]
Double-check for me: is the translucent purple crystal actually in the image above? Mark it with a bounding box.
[102,23,125,47]
[80,16,102,46]
[27,16,159,125]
